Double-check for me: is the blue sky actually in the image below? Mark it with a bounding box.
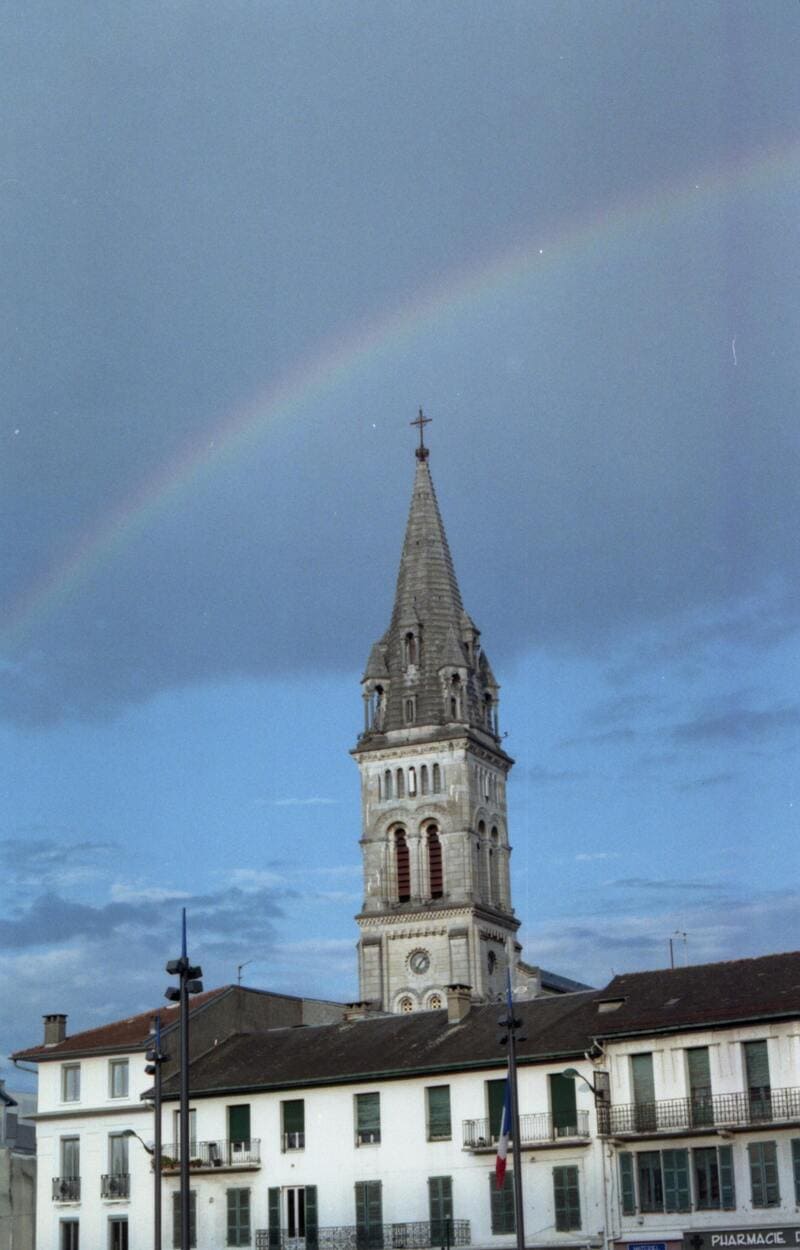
[2,1,799,1083]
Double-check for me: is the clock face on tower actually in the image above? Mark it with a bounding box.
[408,949,430,975]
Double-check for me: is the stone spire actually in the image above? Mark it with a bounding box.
[360,437,501,743]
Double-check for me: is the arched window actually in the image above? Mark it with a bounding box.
[432,763,441,793]
[395,829,410,902]
[404,632,417,666]
[449,674,462,719]
[420,765,429,795]
[396,769,405,799]
[404,696,415,724]
[384,770,393,800]
[399,996,414,1012]
[427,825,443,898]
[490,827,500,904]
[408,766,417,796]
[427,993,443,1011]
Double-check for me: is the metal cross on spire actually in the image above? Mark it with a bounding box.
[411,407,431,460]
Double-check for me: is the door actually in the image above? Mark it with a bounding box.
[355,1180,383,1250]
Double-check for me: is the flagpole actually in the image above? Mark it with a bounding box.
[505,973,526,1250]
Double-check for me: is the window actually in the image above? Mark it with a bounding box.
[355,1180,382,1249]
[404,632,417,666]
[395,829,410,902]
[396,769,405,799]
[744,1040,772,1121]
[408,766,417,795]
[429,1176,453,1244]
[355,1092,380,1144]
[749,1141,780,1207]
[404,697,416,725]
[104,1134,129,1198]
[58,1137,81,1198]
[109,1218,128,1250]
[399,996,414,1013]
[109,1059,129,1099]
[420,765,429,795]
[637,1151,664,1212]
[426,1086,452,1141]
[60,1221,79,1250]
[227,1189,251,1247]
[228,1104,251,1150]
[490,1171,515,1234]
[282,1099,305,1150]
[619,1153,636,1216]
[693,1146,735,1210]
[62,1064,80,1102]
[172,1191,196,1248]
[432,763,441,792]
[172,1108,197,1155]
[428,993,442,1010]
[549,1073,578,1137]
[489,828,500,903]
[631,1053,656,1131]
[268,1186,318,1250]
[384,770,392,800]
[553,1166,581,1230]
[686,1047,712,1126]
[792,1140,800,1204]
[427,826,443,898]
[487,1078,507,1141]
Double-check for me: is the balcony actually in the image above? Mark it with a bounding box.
[101,1173,130,1199]
[256,1220,471,1250]
[462,1110,590,1151]
[52,1177,81,1202]
[600,1087,800,1138]
[158,1139,261,1171]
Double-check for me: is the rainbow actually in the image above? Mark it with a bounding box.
[4,135,798,649]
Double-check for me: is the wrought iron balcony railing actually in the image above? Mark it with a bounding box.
[101,1173,130,1199]
[158,1138,261,1169]
[256,1220,471,1250]
[52,1176,81,1202]
[462,1110,590,1150]
[599,1087,800,1137]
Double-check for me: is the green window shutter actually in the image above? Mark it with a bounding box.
[429,1176,453,1244]
[719,1145,735,1210]
[662,1149,690,1212]
[687,1047,711,1094]
[306,1186,319,1250]
[356,1093,381,1142]
[355,1180,383,1249]
[172,1192,196,1249]
[268,1187,281,1250]
[487,1079,506,1139]
[619,1153,636,1215]
[550,1074,578,1136]
[792,1141,800,1205]
[489,1172,515,1235]
[631,1054,655,1104]
[227,1189,250,1247]
[553,1165,581,1231]
[283,1100,304,1134]
[749,1141,780,1207]
[228,1104,251,1145]
[744,1041,770,1089]
[427,1087,452,1140]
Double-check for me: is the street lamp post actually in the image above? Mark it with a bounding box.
[498,982,526,1250]
[165,910,203,1250]
[144,1014,168,1250]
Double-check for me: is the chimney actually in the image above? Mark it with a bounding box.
[343,1001,373,1022]
[43,1014,67,1046]
[446,984,472,1024]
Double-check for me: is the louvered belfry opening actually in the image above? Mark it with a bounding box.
[427,826,443,898]
[395,829,410,902]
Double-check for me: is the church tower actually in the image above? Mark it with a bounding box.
[353,418,519,1012]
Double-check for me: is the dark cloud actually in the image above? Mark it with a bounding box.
[672,704,800,744]
[674,772,737,792]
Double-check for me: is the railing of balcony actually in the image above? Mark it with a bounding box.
[256,1220,470,1250]
[101,1173,130,1199]
[52,1177,81,1202]
[462,1110,590,1149]
[158,1138,261,1168]
[602,1087,800,1136]
[283,1131,305,1151]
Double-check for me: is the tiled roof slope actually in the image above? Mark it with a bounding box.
[592,950,800,1038]
[11,988,230,1060]
[162,992,600,1097]
[359,454,503,744]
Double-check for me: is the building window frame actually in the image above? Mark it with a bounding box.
[108,1216,128,1250]
[355,1091,381,1145]
[226,1188,251,1247]
[61,1064,81,1103]
[426,1086,452,1141]
[553,1165,581,1231]
[108,1059,129,1100]
[60,1220,80,1250]
[282,1099,305,1151]
[748,1140,780,1208]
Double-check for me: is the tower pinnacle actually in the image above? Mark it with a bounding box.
[411,407,431,461]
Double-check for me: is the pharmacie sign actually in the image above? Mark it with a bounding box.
[684,1229,800,1250]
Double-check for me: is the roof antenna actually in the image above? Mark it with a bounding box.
[668,931,688,968]
[410,407,431,460]
[237,960,252,986]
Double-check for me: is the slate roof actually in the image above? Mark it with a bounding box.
[160,990,600,1099]
[591,950,800,1039]
[11,987,231,1061]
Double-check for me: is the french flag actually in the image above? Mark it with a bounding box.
[495,1073,512,1189]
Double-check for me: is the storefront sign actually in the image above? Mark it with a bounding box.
[628,1242,668,1250]
[685,1228,800,1250]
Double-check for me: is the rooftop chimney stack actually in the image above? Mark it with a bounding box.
[446,984,472,1024]
[43,1014,67,1046]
